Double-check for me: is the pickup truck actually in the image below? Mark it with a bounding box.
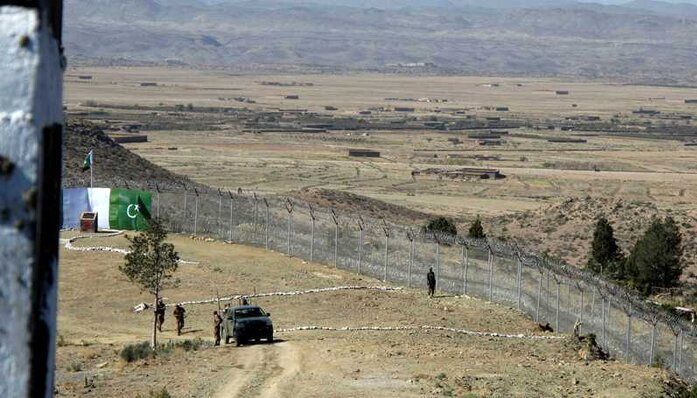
[220,305,274,346]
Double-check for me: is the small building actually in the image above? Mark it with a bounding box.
[479,140,503,146]
[685,99,697,104]
[547,138,587,143]
[555,90,569,95]
[77,75,93,80]
[348,149,380,158]
[139,82,157,87]
[495,107,509,112]
[394,107,415,112]
[325,106,338,111]
[285,95,299,100]
[412,167,505,180]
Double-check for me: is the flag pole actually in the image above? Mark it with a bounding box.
[90,150,93,188]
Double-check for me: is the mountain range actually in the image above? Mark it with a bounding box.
[64,0,697,83]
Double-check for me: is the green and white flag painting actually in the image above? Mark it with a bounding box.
[82,150,93,171]
[62,187,152,231]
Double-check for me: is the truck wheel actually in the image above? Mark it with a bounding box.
[266,332,273,343]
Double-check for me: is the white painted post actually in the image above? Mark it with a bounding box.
[0,3,64,396]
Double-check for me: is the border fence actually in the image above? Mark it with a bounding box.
[64,178,697,382]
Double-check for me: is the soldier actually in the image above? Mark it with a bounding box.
[213,310,223,346]
[427,267,436,298]
[155,299,166,332]
[173,304,186,336]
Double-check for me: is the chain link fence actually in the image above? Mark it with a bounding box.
[64,179,697,382]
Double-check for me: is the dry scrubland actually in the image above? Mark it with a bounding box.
[64,67,697,273]
[56,232,679,397]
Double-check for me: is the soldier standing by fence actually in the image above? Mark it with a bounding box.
[155,299,166,332]
[427,267,436,297]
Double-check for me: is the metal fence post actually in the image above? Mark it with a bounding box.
[183,187,188,232]
[217,188,223,235]
[649,321,657,366]
[673,331,680,370]
[357,216,364,274]
[193,188,199,235]
[602,297,607,349]
[578,286,584,334]
[253,192,258,237]
[434,235,440,286]
[155,184,160,219]
[625,304,632,363]
[331,209,339,267]
[285,198,293,256]
[407,229,414,287]
[536,270,543,323]
[488,249,494,302]
[516,257,522,310]
[462,244,469,295]
[678,330,683,372]
[382,220,390,282]
[555,279,560,332]
[228,191,234,242]
[309,205,316,263]
[546,271,551,318]
[264,199,269,250]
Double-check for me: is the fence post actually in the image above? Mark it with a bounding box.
[434,235,440,286]
[555,279,560,332]
[357,215,364,274]
[590,288,596,318]
[183,187,188,232]
[193,188,199,235]
[535,270,542,323]
[218,188,223,235]
[228,191,234,242]
[407,229,414,287]
[382,220,390,282]
[601,297,607,350]
[331,209,339,267]
[155,184,160,219]
[285,198,294,256]
[649,321,657,366]
[516,256,522,310]
[546,272,551,319]
[309,205,316,263]
[488,248,494,302]
[678,330,683,372]
[625,304,632,363]
[263,199,269,250]
[253,192,258,238]
[578,285,584,334]
[462,244,469,295]
[673,331,680,370]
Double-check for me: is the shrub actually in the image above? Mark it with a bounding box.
[423,217,457,237]
[120,342,153,363]
[136,388,172,398]
[468,216,486,239]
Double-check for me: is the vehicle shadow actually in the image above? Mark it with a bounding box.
[235,338,286,347]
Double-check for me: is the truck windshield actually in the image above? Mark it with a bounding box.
[234,307,266,318]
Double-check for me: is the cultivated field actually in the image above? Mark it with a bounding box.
[64,67,697,271]
[56,232,677,397]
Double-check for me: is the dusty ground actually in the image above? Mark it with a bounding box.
[56,232,678,397]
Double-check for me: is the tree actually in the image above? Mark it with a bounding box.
[625,216,683,294]
[468,215,486,239]
[423,216,457,237]
[586,217,623,276]
[120,219,180,347]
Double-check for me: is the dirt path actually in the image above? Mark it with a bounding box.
[212,341,300,398]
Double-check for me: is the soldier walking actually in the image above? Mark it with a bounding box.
[427,267,436,298]
[173,304,186,336]
[155,299,166,332]
[213,311,223,346]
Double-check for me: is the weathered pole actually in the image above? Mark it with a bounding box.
[625,304,632,363]
[263,198,269,250]
[309,204,316,263]
[649,321,657,366]
[331,209,338,267]
[382,220,389,282]
[434,235,440,286]
[0,1,64,396]
[535,271,543,323]
[285,198,293,256]
[217,188,222,234]
[407,229,414,287]
[155,184,160,219]
[488,249,494,302]
[357,215,364,274]
[516,256,523,310]
[555,280,560,332]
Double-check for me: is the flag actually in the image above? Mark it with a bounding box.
[109,188,152,231]
[82,150,93,171]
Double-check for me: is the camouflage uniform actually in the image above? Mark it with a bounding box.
[173,304,186,335]
[214,311,223,346]
[427,268,436,297]
[155,300,166,332]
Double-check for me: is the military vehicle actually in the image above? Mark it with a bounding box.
[220,305,273,346]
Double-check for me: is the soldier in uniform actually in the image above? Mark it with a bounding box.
[173,304,186,335]
[155,299,166,332]
[213,310,223,346]
[427,267,436,298]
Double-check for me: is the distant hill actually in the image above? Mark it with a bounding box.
[64,0,697,83]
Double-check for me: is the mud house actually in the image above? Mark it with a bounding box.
[412,167,505,180]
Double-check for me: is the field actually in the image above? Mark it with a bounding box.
[55,231,678,397]
[64,67,697,272]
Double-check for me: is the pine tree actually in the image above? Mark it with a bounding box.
[625,216,683,294]
[120,219,180,347]
[468,215,486,239]
[587,217,623,276]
